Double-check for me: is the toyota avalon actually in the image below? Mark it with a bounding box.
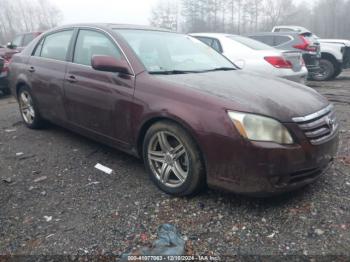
[9,24,339,196]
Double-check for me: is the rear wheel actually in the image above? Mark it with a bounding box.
[18,86,45,129]
[311,59,335,81]
[143,121,205,196]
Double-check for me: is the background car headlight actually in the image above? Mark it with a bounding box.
[228,111,294,144]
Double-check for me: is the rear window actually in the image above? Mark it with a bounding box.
[249,35,274,46]
[227,36,275,50]
[274,35,291,46]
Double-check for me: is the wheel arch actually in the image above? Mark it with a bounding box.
[136,115,207,178]
[14,74,32,98]
[321,52,341,68]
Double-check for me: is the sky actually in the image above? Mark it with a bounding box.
[52,0,317,26]
[53,0,159,26]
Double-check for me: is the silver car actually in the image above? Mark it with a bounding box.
[247,32,321,77]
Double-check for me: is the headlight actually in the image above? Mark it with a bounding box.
[228,111,294,144]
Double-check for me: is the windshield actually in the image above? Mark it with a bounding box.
[115,29,235,73]
[228,35,275,50]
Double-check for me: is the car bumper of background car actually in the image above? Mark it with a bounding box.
[303,54,321,75]
[204,128,339,196]
[0,73,8,91]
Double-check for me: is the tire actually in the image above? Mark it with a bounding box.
[17,86,45,129]
[2,88,11,95]
[332,67,343,79]
[143,121,205,196]
[310,59,335,81]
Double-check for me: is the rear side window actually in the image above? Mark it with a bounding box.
[40,30,74,61]
[196,37,213,46]
[195,37,222,53]
[12,35,23,47]
[73,29,122,66]
[274,35,291,46]
[23,33,37,46]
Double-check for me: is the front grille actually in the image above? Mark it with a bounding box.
[293,104,339,145]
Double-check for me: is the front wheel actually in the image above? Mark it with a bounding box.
[2,88,11,95]
[143,121,205,196]
[18,86,45,129]
[332,67,343,79]
[311,59,335,81]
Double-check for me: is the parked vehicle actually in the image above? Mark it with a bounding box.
[9,24,339,196]
[0,57,10,95]
[0,32,42,93]
[190,33,307,84]
[6,32,42,51]
[247,32,320,77]
[0,32,42,60]
[272,26,350,81]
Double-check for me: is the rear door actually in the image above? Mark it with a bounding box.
[64,28,135,144]
[27,29,74,121]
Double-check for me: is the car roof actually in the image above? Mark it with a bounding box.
[273,26,311,34]
[248,32,300,37]
[190,33,236,38]
[50,23,171,32]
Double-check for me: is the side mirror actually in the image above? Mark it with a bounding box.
[6,42,16,49]
[91,55,131,74]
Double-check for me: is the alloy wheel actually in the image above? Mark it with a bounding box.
[147,131,189,188]
[19,91,35,125]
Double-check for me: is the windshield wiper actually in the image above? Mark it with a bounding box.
[149,70,199,75]
[202,67,237,72]
[150,67,237,75]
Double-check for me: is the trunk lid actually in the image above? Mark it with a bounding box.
[282,51,304,72]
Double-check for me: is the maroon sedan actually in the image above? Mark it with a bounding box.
[8,24,339,196]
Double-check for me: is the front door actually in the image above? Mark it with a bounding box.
[64,29,135,144]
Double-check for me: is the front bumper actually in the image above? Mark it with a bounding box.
[204,127,339,196]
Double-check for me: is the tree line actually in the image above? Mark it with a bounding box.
[150,0,350,39]
[0,0,62,44]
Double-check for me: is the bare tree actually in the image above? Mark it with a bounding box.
[0,0,62,44]
[150,0,350,39]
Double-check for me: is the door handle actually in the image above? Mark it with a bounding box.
[66,75,77,83]
[28,66,35,73]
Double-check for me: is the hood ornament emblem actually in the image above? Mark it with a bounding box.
[326,116,335,132]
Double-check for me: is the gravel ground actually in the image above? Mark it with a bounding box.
[0,71,349,259]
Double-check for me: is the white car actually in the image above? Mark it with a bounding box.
[190,33,308,83]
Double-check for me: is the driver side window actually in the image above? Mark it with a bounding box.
[73,29,122,66]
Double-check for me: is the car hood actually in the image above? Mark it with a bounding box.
[156,70,329,122]
[319,39,350,46]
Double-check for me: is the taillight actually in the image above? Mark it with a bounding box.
[293,36,317,52]
[1,58,10,73]
[264,56,292,69]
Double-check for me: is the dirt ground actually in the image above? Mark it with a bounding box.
[0,71,349,259]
